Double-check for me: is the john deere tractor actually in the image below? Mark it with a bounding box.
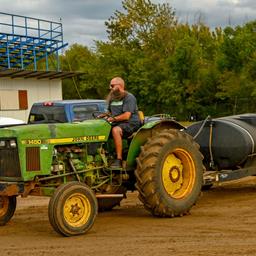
[0,118,203,236]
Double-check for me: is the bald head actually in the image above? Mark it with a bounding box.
[110,77,125,91]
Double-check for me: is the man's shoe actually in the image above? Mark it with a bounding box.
[110,159,122,168]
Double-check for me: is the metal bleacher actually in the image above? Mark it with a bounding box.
[0,12,68,71]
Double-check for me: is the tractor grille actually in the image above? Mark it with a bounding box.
[0,141,21,178]
[26,147,40,171]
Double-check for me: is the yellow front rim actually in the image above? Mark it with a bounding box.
[162,148,196,199]
[0,196,8,217]
[64,193,91,227]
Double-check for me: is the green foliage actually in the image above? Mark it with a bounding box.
[61,0,256,120]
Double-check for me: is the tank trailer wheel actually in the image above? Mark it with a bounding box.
[135,129,203,217]
[48,182,98,236]
[0,196,17,226]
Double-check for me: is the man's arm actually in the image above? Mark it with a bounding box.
[107,112,131,123]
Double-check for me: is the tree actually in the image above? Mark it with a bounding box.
[105,0,176,46]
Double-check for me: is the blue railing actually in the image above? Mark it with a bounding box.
[0,12,68,71]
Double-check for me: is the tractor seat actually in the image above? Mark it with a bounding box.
[127,111,144,141]
[138,110,145,125]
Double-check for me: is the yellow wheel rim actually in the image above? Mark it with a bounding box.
[0,196,8,217]
[162,148,196,199]
[63,193,91,227]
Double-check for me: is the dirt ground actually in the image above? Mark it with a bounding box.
[1,178,256,256]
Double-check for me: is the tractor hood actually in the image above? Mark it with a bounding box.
[0,119,111,144]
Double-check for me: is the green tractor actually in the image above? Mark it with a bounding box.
[0,118,203,236]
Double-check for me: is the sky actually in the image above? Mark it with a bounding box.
[0,0,256,48]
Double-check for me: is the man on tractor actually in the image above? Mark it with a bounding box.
[105,77,141,168]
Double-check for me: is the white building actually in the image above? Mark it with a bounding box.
[0,12,76,122]
[0,70,76,122]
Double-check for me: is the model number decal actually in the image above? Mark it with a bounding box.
[22,139,42,145]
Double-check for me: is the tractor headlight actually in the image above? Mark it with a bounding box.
[9,140,17,148]
[0,140,6,147]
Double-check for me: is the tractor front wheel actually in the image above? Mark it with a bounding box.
[135,129,203,217]
[0,196,16,225]
[48,182,98,236]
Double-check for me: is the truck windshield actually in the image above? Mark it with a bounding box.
[28,106,67,123]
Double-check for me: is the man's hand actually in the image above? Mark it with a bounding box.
[96,112,110,119]
[107,116,116,123]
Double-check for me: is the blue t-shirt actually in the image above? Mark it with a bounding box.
[108,92,140,124]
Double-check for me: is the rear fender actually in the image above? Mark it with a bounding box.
[126,120,185,170]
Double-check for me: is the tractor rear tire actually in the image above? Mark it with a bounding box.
[135,129,203,217]
[0,196,16,226]
[48,182,98,236]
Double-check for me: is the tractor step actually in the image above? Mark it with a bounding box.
[96,193,124,198]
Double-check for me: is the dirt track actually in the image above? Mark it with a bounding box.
[1,177,256,256]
